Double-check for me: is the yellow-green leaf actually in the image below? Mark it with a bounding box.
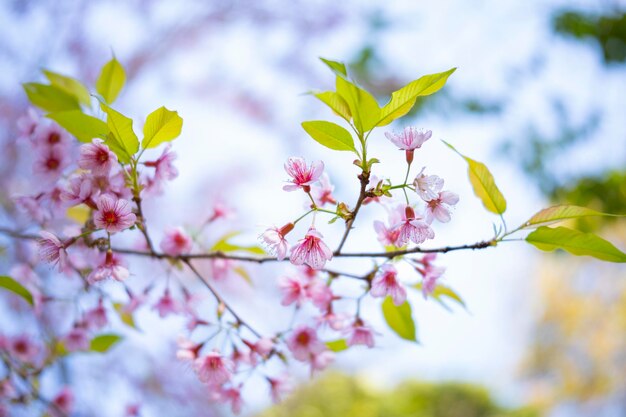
[96,57,126,104]
[0,275,33,306]
[319,57,347,76]
[326,339,349,352]
[113,302,139,330]
[301,120,356,152]
[47,111,108,142]
[520,205,623,230]
[90,334,123,353]
[211,232,266,255]
[313,91,352,122]
[444,141,507,215]
[142,106,183,149]
[101,104,139,163]
[378,68,456,126]
[526,226,626,263]
[382,296,417,342]
[43,70,91,106]
[23,83,80,112]
[234,266,253,286]
[336,76,380,133]
[66,205,91,224]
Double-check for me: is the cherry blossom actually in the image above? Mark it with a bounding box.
[370,263,407,306]
[78,138,118,175]
[425,190,459,223]
[267,376,291,404]
[283,157,324,192]
[63,325,90,352]
[310,173,336,206]
[50,387,74,417]
[160,227,193,256]
[33,144,71,183]
[38,231,68,271]
[345,319,376,348]
[93,194,136,233]
[393,205,435,246]
[193,351,232,386]
[286,325,325,362]
[385,127,432,151]
[32,122,70,148]
[153,289,180,317]
[7,334,39,363]
[60,174,98,207]
[84,299,108,330]
[413,167,444,201]
[260,223,294,260]
[290,227,333,269]
[278,274,308,307]
[415,254,446,298]
[87,252,129,283]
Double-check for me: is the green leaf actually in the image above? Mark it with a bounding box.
[233,266,253,286]
[90,334,123,353]
[101,104,139,163]
[336,76,380,133]
[319,57,347,76]
[313,91,352,122]
[113,302,138,330]
[142,106,183,149]
[96,57,126,104]
[43,70,91,106]
[211,232,266,255]
[47,111,108,143]
[23,83,80,112]
[326,339,349,352]
[301,120,356,152]
[526,226,626,263]
[520,205,623,230]
[413,282,466,311]
[382,296,417,342]
[444,141,507,215]
[0,275,33,306]
[377,68,456,126]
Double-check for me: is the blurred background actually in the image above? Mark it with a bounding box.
[0,0,625,416]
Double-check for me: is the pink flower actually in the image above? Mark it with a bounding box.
[193,351,232,386]
[310,350,335,372]
[267,376,291,404]
[385,127,432,151]
[14,195,50,223]
[278,274,308,307]
[92,171,132,200]
[315,309,348,331]
[38,231,68,271]
[160,227,193,256]
[63,325,90,352]
[50,387,74,417]
[78,139,118,175]
[153,289,180,317]
[370,264,407,306]
[144,144,178,186]
[208,258,235,280]
[345,320,375,348]
[415,254,446,298]
[7,334,39,363]
[425,191,459,223]
[213,386,244,415]
[207,201,235,223]
[373,220,400,247]
[60,174,98,207]
[283,157,324,192]
[290,227,333,270]
[260,223,294,261]
[16,107,39,139]
[286,326,325,362]
[93,194,136,233]
[393,206,434,246]
[87,251,129,283]
[413,167,444,201]
[176,337,203,361]
[306,279,333,311]
[32,122,70,148]
[310,173,336,206]
[33,144,71,183]
[84,299,108,330]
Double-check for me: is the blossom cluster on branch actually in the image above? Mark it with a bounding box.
[0,57,624,416]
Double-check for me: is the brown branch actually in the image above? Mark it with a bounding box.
[334,171,370,255]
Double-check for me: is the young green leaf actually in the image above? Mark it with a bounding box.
[90,334,123,353]
[113,303,139,330]
[526,226,626,263]
[96,57,126,104]
[301,120,356,152]
[23,83,80,112]
[325,339,349,352]
[319,57,347,77]
[101,104,139,163]
[47,111,108,143]
[382,296,417,342]
[313,91,352,122]
[444,141,507,215]
[413,282,466,311]
[43,70,91,106]
[233,266,254,286]
[142,106,183,149]
[211,232,266,255]
[336,76,380,133]
[377,68,456,126]
[0,275,33,306]
[519,205,623,230]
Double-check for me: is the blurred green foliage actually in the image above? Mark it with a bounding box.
[257,373,540,417]
[553,9,626,63]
